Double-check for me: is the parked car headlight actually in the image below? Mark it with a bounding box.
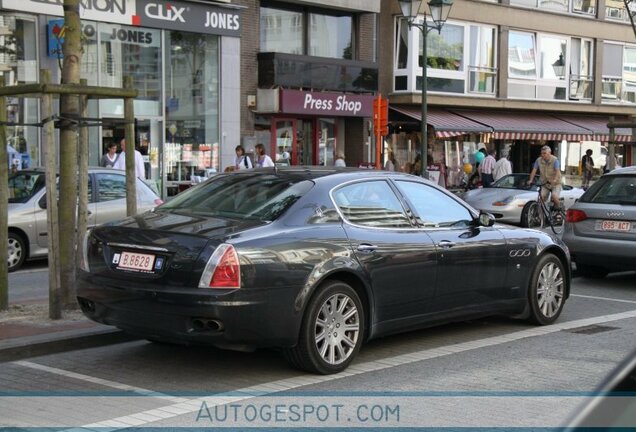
[492,196,515,206]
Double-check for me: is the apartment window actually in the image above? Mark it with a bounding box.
[260,4,354,60]
[394,19,497,96]
[260,7,303,54]
[510,0,597,15]
[539,0,568,13]
[602,41,636,104]
[509,31,591,102]
[605,0,630,21]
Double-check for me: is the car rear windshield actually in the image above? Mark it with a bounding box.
[8,172,45,203]
[579,175,636,205]
[158,173,315,221]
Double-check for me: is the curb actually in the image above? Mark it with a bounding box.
[0,327,139,362]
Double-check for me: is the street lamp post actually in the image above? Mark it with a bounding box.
[397,0,453,178]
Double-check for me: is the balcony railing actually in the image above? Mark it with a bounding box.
[258,52,378,92]
[569,74,593,100]
[468,66,497,95]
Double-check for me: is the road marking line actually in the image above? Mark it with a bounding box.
[35,309,632,430]
[571,294,636,305]
[13,360,187,404]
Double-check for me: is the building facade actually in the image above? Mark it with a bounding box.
[0,0,242,197]
[379,0,636,188]
[237,0,380,168]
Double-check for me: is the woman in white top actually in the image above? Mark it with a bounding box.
[334,152,346,167]
[255,143,275,168]
[234,145,253,170]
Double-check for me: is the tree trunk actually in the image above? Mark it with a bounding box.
[77,79,88,268]
[59,0,82,310]
[42,70,62,319]
[0,83,8,311]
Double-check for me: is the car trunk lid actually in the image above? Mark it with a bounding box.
[569,203,636,241]
[86,210,267,288]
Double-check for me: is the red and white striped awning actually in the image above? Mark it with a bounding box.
[452,110,592,141]
[389,105,492,138]
[555,115,633,143]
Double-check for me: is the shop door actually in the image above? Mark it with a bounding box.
[296,119,314,165]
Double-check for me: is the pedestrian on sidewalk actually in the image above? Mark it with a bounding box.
[581,149,594,190]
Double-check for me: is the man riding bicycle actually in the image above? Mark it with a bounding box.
[527,145,562,210]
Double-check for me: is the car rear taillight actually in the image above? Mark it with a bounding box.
[154,198,164,206]
[198,244,241,289]
[566,209,588,223]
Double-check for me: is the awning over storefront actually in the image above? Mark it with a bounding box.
[389,105,492,138]
[555,115,633,143]
[452,110,591,141]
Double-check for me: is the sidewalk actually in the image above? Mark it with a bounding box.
[0,300,136,362]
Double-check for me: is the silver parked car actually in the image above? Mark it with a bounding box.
[462,174,584,226]
[8,167,162,272]
[562,166,636,278]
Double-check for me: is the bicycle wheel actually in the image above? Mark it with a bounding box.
[523,201,543,228]
[550,207,566,235]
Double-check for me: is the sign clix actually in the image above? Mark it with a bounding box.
[132,0,241,37]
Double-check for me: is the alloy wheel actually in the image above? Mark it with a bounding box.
[536,261,564,318]
[8,236,23,270]
[314,293,360,366]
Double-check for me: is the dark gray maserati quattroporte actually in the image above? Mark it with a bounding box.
[77,168,571,374]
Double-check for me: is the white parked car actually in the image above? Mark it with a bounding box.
[462,174,584,227]
[8,167,163,271]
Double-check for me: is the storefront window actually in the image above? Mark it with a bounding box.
[0,14,38,169]
[165,31,220,182]
[309,13,352,59]
[318,119,336,166]
[99,23,161,117]
[275,120,294,165]
[80,21,98,86]
[260,7,303,55]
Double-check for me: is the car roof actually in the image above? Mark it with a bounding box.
[605,166,636,175]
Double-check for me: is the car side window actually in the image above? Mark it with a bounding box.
[333,180,411,228]
[395,181,473,228]
[96,173,126,202]
[38,176,93,208]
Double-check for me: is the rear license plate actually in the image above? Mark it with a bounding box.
[113,251,155,272]
[597,220,632,232]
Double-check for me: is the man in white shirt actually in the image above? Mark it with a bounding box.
[479,149,497,187]
[113,138,146,179]
[493,150,512,182]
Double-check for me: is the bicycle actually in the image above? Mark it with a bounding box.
[525,183,566,235]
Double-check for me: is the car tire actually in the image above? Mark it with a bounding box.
[576,264,609,279]
[521,202,541,228]
[527,254,566,325]
[8,232,27,272]
[284,280,365,375]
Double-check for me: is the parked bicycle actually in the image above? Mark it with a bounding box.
[525,182,566,234]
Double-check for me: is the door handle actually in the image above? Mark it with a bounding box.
[356,244,377,253]
[437,240,456,249]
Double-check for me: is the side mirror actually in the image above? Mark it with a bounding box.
[477,211,496,227]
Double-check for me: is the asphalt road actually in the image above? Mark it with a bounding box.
[2,265,635,429]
